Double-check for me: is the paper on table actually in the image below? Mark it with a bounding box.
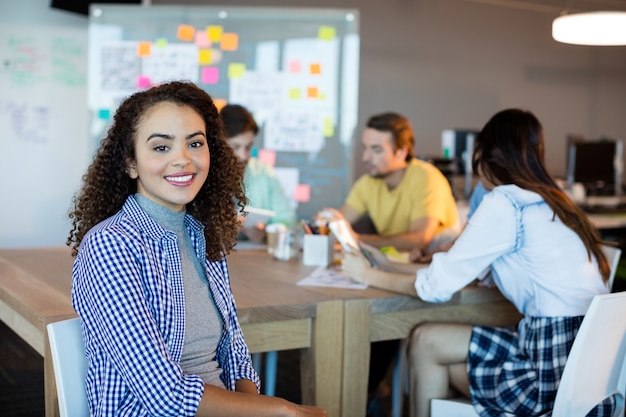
[297,265,367,290]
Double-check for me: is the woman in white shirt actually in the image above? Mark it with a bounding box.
[342,108,611,417]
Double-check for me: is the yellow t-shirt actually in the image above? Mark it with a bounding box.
[345,159,458,236]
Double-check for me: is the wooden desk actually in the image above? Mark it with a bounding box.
[0,247,520,417]
[0,247,363,417]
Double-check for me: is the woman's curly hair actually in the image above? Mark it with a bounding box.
[67,81,247,261]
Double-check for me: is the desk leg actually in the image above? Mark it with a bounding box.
[301,300,344,417]
[44,328,60,417]
[341,300,371,417]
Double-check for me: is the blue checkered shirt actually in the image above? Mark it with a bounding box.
[71,196,259,416]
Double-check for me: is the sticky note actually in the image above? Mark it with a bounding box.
[323,117,334,137]
[207,26,223,42]
[201,67,219,84]
[213,98,227,112]
[228,63,246,79]
[97,108,111,120]
[310,63,321,75]
[221,33,239,51]
[198,49,212,65]
[137,41,151,57]
[288,60,302,73]
[258,149,276,166]
[307,87,319,98]
[294,184,311,203]
[318,26,336,41]
[137,75,151,88]
[177,24,195,42]
[289,88,301,100]
[155,38,168,48]
[195,31,211,48]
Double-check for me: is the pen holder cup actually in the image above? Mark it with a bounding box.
[302,234,334,267]
[266,224,298,261]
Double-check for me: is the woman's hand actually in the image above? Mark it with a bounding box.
[340,252,372,285]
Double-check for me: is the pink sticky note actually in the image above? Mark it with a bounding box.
[288,60,302,73]
[137,75,151,88]
[195,31,211,48]
[201,67,219,84]
[294,184,311,203]
[258,149,276,166]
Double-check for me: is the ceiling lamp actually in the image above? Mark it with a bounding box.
[552,11,626,46]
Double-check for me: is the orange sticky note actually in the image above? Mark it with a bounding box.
[221,33,239,51]
[258,149,276,167]
[294,184,311,203]
[207,26,223,42]
[213,98,227,112]
[307,87,319,98]
[177,24,195,42]
[310,63,321,75]
[137,42,151,57]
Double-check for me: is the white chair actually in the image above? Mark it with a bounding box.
[47,317,89,417]
[431,291,626,416]
[393,244,622,417]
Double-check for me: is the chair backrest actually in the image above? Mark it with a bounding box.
[602,244,622,291]
[552,291,626,417]
[47,317,89,417]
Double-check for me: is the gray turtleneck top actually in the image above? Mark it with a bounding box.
[134,194,225,388]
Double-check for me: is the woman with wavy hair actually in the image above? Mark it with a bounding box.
[342,108,611,417]
[68,81,326,417]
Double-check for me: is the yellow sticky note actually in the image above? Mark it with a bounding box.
[228,63,246,79]
[310,63,321,75]
[307,87,319,98]
[207,26,223,42]
[288,88,301,100]
[318,26,336,41]
[198,49,212,65]
[137,41,151,57]
[155,38,168,48]
[221,33,239,51]
[177,24,195,42]
[323,117,334,137]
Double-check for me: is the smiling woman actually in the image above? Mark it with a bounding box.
[66,81,327,417]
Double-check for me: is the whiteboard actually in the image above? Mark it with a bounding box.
[0,0,90,248]
[87,4,360,220]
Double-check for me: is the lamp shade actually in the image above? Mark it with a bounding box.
[552,11,626,46]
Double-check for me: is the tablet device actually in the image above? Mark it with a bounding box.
[329,219,379,269]
[244,206,275,227]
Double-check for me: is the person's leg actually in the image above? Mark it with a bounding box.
[408,323,472,417]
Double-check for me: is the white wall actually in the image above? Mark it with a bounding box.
[0,0,89,248]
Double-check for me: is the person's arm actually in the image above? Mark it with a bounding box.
[341,252,422,296]
[195,385,325,417]
[358,217,440,251]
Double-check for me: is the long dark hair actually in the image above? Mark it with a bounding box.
[472,108,609,282]
[67,81,247,261]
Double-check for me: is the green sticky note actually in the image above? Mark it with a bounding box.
[228,63,246,79]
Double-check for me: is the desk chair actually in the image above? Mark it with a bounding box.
[392,244,622,417]
[47,317,89,417]
[431,291,626,416]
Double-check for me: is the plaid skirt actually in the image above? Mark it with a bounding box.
[467,316,616,417]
